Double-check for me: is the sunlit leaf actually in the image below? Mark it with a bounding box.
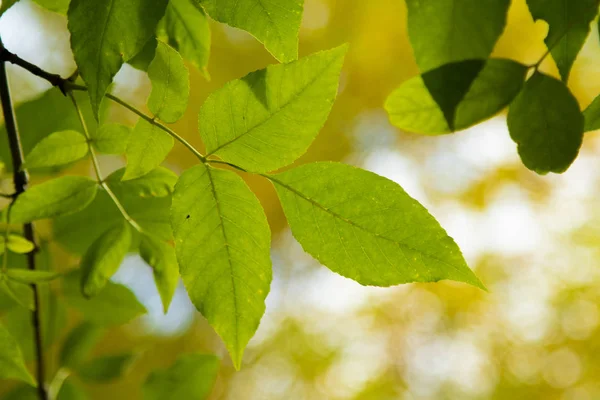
[147,41,190,123]
[4,234,35,254]
[0,277,33,310]
[9,176,97,223]
[271,162,484,288]
[139,235,178,313]
[32,0,69,13]
[91,123,131,155]
[198,0,302,62]
[507,71,584,174]
[583,93,600,132]
[143,354,219,400]
[158,0,211,77]
[200,45,347,173]
[525,0,599,82]
[106,167,177,198]
[405,0,510,71]
[24,130,88,169]
[80,222,131,297]
[56,377,88,400]
[171,164,271,369]
[0,320,35,385]
[385,59,527,134]
[68,0,168,116]
[124,119,173,180]
[62,272,146,326]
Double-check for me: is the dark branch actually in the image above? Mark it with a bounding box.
[0,38,48,400]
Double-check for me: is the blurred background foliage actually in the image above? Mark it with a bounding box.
[2,0,600,398]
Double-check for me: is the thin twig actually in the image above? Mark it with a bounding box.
[0,38,48,400]
[68,93,144,233]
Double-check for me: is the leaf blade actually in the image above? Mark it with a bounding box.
[124,119,174,180]
[25,130,88,169]
[0,320,35,385]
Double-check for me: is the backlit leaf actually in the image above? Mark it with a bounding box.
[59,322,104,369]
[106,167,177,198]
[6,270,61,284]
[91,123,131,155]
[200,45,347,173]
[68,0,168,116]
[4,234,35,254]
[124,119,174,180]
[171,164,271,368]
[76,354,135,382]
[271,162,484,288]
[0,320,35,385]
[24,130,88,169]
[139,235,178,313]
[198,0,302,62]
[9,176,97,223]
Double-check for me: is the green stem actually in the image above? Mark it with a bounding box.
[68,93,144,233]
[47,368,70,400]
[104,93,206,163]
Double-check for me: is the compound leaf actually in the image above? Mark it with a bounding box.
[139,235,179,313]
[124,119,174,180]
[0,320,35,385]
[91,123,131,155]
[171,164,271,369]
[25,130,88,169]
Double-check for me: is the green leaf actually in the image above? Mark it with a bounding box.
[32,0,69,13]
[143,354,219,400]
[0,90,96,171]
[139,235,179,313]
[59,323,104,369]
[91,123,131,155]
[106,167,177,198]
[198,0,302,63]
[0,278,33,310]
[584,94,600,132]
[6,270,61,284]
[157,0,211,77]
[507,71,584,174]
[9,176,97,223]
[526,0,599,82]
[200,45,347,173]
[4,234,35,254]
[270,162,484,289]
[62,272,146,326]
[68,0,169,116]
[0,320,35,385]
[385,59,528,134]
[24,130,88,169]
[128,37,158,72]
[80,222,131,298]
[124,119,174,180]
[405,0,510,72]
[1,385,38,400]
[171,164,271,369]
[53,185,172,254]
[147,41,190,123]
[56,377,88,400]
[76,354,134,382]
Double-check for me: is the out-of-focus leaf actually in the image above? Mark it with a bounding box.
[6,269,61,284]
[271,162,484,288]
[171,164,271,369]
[0,320,35,385]
[128,37,158,71]
[198,0,302,62]
[143,354,219,400]
[76,353,135,382]
[91,123,131,155]
[147,41,190,123]
[80,222,131,297]
[1,385,38,400]
[405,0,510,71]
[4,234,35,254]
[59,322,104,369]
[68,0,168,116]
[507,71,584,174]
[106,167,177,198]
[157,0,210,77]
[56,377,88,400]
[124,119,173,180]
[385,59,527,134]
[9,176,98,223]
[32,0,69,13]
[62,272,146,326]
[0,277,34,310]
[0,0,19,17]
[526,0,599,81]
[200,45,347,173]
[583,93,600,132]
[139,235,178,313]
